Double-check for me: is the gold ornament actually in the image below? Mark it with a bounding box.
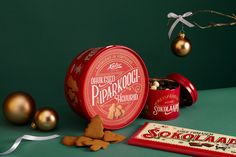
[3,91,36,125]
[171,32,192,57]
[31,108,58,131]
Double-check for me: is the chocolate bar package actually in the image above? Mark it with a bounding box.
[128,122,236,157]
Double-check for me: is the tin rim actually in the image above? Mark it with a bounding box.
[167,73,198,104]
[80,45,149,130]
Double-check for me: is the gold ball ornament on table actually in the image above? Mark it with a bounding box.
[3,91,36,125]
[31,108,58,131]
[171,32,192,57]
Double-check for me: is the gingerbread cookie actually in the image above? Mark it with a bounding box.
[67,76,79,92]
[103,131,126,143]
[84,115,104,139]
[75,136,92,147]
[83,139,110,151]
[66,76,79,105]
[117,105,125,116]
[107,104,125,119]
[114,107,122,119]
[61,136,79,146]
[61,115,126,152]
[107,103,116,119]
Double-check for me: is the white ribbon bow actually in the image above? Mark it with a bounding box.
[167,12,195,38]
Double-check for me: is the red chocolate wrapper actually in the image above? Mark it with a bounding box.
[64,45,149,130]
[143,79,180,121]
[128,122,236,157]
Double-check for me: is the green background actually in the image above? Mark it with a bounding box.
[0,0,236,105]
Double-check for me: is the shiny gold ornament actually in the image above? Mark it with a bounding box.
[3,91,36,125]
[171,32,192,57]
[31,108,58,131]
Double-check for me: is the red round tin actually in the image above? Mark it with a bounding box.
[64,45,149,130]
[143,73,198,121]
[143,79,180,121]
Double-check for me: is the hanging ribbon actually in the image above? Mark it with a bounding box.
[0,134,60,155]
[167,12,195,38]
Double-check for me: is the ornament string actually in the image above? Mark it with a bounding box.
[167,12,195,38]
[0,134,60,155]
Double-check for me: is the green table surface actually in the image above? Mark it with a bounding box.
[1,87,236,157]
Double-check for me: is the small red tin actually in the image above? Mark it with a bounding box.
[143,73,198,121]
[64,45,149,130]
[143,79,180,121]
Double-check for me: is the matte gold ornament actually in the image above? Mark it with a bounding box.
[31,108,58,131]
[171,32,192,57]
[3,91,36,125]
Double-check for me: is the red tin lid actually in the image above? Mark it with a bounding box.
[167,73,198,106]
[77,45,149,129]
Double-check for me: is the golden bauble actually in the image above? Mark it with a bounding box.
[3,91,36,125]
[31,108,58,131]
[171,32,192,57]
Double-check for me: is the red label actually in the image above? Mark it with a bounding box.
[143,86,180,120]
[153,94,179,116]
[84,48,146,127]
